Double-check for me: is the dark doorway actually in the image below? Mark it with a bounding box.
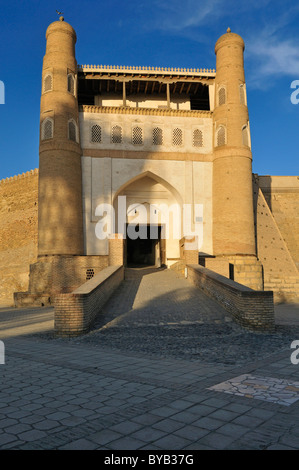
[126,225,162,267]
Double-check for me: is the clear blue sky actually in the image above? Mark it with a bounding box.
[0,0,298,180]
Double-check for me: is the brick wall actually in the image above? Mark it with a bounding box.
[54,265,124,337]
[108,235,124,266]
[0,170,38,305]
[187,264,275,332]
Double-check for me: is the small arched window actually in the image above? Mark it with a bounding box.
[242,125,249,147]
[216,126,226,146]
[67,73,75,95]
[41,118,53,140]
[91,125,102,143]
[218,87,226,106]
[68,119,77,142]
[111,125,122,144]
[240,84,246,105]
[172,128,183,146]
[132,126,143,145]
[44,74,53,93]
[193,129,203,147]
[153,127,163,146]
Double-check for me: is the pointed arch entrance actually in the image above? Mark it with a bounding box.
[113,171,183,267]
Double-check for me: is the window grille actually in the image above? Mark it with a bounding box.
[42,119,53,140]
[193,129,203,147]
[91,125,102,143]
[67,74,75,95]
[86,268,95,280]
[172,128,183,146]
[217,126,225,146]
[218,87,226,106]
[68,120,77,142]
[44,74,52,92]
[111,125,122,143]
[132,126,143,145]
[153,127,163,146]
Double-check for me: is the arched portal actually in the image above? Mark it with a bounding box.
[113,172,183,267]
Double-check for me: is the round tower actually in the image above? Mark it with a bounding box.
[212,28,256,257]
[38,17,84,256]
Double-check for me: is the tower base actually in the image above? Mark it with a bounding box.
[14,255,108,307]
[199,254,264,291]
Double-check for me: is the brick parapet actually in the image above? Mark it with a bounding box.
[54,265,124,337]
[187,264,275,332]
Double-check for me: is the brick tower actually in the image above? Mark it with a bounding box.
[212,28,263,289]
[38,16,84,256]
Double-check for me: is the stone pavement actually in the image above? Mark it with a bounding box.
[0,267,299,450]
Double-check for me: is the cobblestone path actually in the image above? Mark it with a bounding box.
[71,267,299,366]
[93,267,232,329]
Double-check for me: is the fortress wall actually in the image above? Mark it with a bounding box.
[255,175,299,302]
[0,170,39,305]
[0,168,298,305]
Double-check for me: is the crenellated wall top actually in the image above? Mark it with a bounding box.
[0,168,39,186]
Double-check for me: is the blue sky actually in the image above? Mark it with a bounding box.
[0,0,298,180]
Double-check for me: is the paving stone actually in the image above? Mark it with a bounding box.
[170,410,199,424]
[132,413,163,426]
[0,433,18,446]
[185,404,216,416]
[232,415,264,428]
[45,412,71,422]
[153,418,185,433]
[106,436,146,450]
[59,439,99,450]
[109,420,143,435]
[174,424,210,441]
[20,415,44,425]
[130,426,167,443]
[150,406,178,418]
[7,410,32,420]
[87,430,123,446]
[33,420,60,431]
[0,418,19,430]
[4,424,32,435]
[197,432,238,450]
[223,403,252,414]
[18,429,47,442]
[208,409,239,422]
[152,434,192,450]
[216,422,251,438]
